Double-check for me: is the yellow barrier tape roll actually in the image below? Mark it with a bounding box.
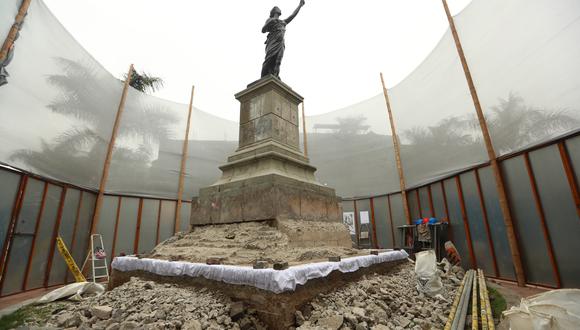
[56,236,86,283]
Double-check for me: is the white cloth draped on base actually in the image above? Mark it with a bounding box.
[112,250,409,294]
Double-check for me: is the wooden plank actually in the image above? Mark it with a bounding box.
[175,86,195,233]
[353,200,360,247]
[380,73,411,224]
[90,64,134,235]
[523,153,562,288]
[156,200,162,245]
[441,0,525,286]
[441,181,450,222]
[558,142,580,219]
[369,198,379,249]
[134,198,143,254]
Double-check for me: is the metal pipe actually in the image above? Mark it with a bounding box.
[445,269,469,329]
[454,270,474,330]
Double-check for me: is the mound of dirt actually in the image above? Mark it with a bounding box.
[148,220,362,265]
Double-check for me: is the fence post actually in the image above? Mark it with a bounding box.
[441,0,526,286]
[90,64,134,235]
[175,85,195,233]
[380,73,411,225]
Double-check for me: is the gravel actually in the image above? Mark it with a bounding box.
[34,277,265,330]
[295,262,463,329]
[16,259,463,330]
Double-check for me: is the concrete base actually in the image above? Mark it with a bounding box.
[110,259,407,330]
[191,174,342,225]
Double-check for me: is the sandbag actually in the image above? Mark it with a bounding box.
[503,289,580,330]
[414,250,442,296]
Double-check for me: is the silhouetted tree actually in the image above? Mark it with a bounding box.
[124,70,164,94]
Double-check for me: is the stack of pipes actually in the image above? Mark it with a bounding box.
[444,269,495,330]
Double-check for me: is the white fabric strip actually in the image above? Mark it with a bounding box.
[112,250,409,294]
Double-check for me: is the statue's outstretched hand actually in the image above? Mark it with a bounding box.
[300,0,305,7]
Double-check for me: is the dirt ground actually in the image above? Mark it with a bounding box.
[148,221,364,266]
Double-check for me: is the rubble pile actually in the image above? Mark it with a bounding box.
[149,221,359,266]
[296,262,464,330]
[40,278,265,330]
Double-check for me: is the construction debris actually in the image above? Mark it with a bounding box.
[33,277,266,330]
[296,262,461,329]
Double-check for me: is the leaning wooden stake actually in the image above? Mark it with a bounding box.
[441,0,525,286]
[301,101,309,156]
[380,73,411,224]
[90,64,134,234]
[175,85,195,233]
[0,0,32,63]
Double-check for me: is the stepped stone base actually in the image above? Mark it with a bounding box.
[191,75,342,226]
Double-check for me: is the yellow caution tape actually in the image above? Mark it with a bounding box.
[56,236,86,282]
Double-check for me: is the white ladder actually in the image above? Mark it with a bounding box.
[81,234,110,283]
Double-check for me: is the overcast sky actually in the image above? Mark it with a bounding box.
[43,0,472,122]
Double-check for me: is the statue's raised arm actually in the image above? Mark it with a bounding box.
[284,0,305,24]
[260,0,306,78]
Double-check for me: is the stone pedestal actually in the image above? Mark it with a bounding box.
[191,75,342,225]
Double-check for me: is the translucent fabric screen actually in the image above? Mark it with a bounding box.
[0,0,239,199]
[455,0,580,155]
[388,30,487,188]
[306,96,400,197]
[0,0,119,188]
[0,0,18,44]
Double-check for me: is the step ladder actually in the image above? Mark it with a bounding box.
[81,234,110,283]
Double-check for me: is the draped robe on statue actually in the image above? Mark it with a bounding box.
[261,18,287,78]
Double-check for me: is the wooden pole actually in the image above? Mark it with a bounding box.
[0,0,32,63]
[175,85,195,233]
[301,102,308,157]
[441,0,526,286]
[380,73,411,224]
[90,64,134,235]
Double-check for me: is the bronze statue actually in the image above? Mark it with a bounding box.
[261,0,305,78]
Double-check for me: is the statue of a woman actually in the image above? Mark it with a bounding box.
[261,0,305,78]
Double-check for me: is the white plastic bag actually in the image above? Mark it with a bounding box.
[414,250,442,296]
[35,282,105,304]
[503,289,580,330]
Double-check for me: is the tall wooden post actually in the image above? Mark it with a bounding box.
[90,64,134,234]
[0,0,32,63]
[380,73,411,224]
[441,0,525,286]
[301,102,308,157]
[175,85,195,233]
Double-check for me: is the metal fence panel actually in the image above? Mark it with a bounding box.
[26,183,62,290]
[443,178,471,270]
[529,145,580,287]
[459,172,495,275]
[502,156,556,286]
[1,178,44,295]
[478,166,516,280]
